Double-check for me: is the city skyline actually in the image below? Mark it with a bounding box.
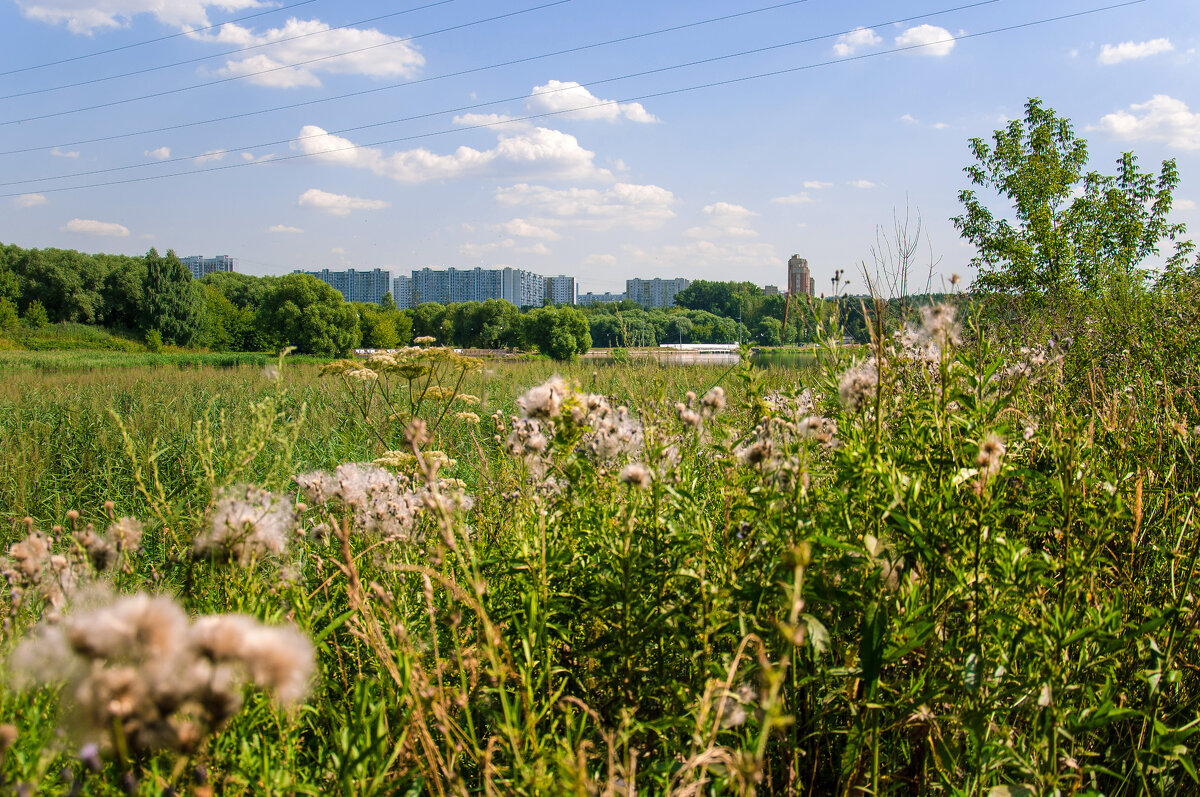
[1,1,1196,297]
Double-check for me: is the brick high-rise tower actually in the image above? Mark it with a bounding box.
[787,254,812,296]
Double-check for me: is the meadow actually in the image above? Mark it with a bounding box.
[0,309,1198,796]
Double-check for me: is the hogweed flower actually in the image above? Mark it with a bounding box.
[517,375,570,420]
[838,359,879,411]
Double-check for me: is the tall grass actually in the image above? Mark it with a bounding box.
[0,320,1197,795]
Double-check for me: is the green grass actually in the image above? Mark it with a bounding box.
[0,332,1197,795]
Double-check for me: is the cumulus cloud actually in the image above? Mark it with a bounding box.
[453,113,522,127]
[293,124,610,183]
[833,27,881,57]
[145,146,170,160]
[1177,199,1196,211]
[685,202,759,239]
[1098,38,1174,65]
[192,18,424,88]
[194,149,227,164]
[62,218,129,237]
[527,80,658,123]
[51,147,79,158]
[494,218,561,240]
[584,253,617,267]
[895,24,955,56]
[495,182,676,231]
[13,193,47,208]
[268,224,303,233]
[848,179,878,189]
[16,0,262,34]
[771,193,814,204]
[623,239,778,271]
[900,114,918,124]
[297,188,390,216]
[1093,95,1200,149]
[803,180,832,189]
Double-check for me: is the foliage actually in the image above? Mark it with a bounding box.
[143,328,163,353]
[0,298,17,332]
[21,300,48,330]
[140,248,205,346]
[522,304,592,360]
[254,274,361,356]
[354,303,412,350]
[954,97,1193,303]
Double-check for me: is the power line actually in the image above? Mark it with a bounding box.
[0,0,1145,199]
[0,0,324,78]
[2,0,456,100]
[0,0,815,156]
[1,0,1001,185]
[1,0,572,126]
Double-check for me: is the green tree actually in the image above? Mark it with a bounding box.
[522,305,592,360]
[356,303,400,350]
[23,299,49,329]
[954,97,1192,302]
[256,274,361,355]
[140,248,205,346]
[0,297,18,332]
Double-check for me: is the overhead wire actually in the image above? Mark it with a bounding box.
[0,0,817,156]
[0,0,325,77]
[1,0,456,100]
[0,0,1146,199]
[1,0,573,125]
[0,0,1001,184]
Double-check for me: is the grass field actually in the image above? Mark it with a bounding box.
[0,325,1197,795]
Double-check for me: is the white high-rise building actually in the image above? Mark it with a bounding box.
[625,277,690,309]
[544,275,576,305]
[392,275,412,309]
[182,255,235,279]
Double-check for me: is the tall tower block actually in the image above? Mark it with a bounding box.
[787,255,812,296]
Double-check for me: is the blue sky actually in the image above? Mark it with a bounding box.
[1,0,1197,297]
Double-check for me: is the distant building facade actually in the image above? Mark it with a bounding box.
[578,291,626,306]
[182,255,235,280]
[392,275,412,309]
[296,268,391,304]
[409,267,546,307]
[763,285,780,296]
[544,275,576,305]
[787,255,814,297]
[626,277,690,309]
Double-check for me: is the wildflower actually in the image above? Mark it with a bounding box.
[975,432,1006,480]
[10,591,314,755]
[717,683,757,729]
[413,335,437,345]
[454,411,481,425]
[517,375,570,419]
[107,517,143,552]
[454,393,481,406]
[737,439,774,466]
[194,485,296,564]
[0,723,15,752]
[619,463,652,489]
[262,364,280,381]
[701,386,727,413]
[676,403,702,429]
[838,359,878,411]
[920,303,961,347]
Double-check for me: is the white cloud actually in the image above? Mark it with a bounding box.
[297,188,390,216]
[803,180,833,189]
[495,182,676,231]
[685,201,759,239]
[583,253,617,267]
[452,113,521,128]
[848,179,878,189]
[527,80,658,123]
[293,124,610,183]
[771,193,814,205]
[1093,95,1200,149]
[895,24,956,56]
[194,18,424,88]
[51,147,78,158]
[623,239,778,271]
[1098,38,1174,65]
[1177,199,1196,210]
[16,0,263,34]
[13,193,47,208]
[61,218,129,237]
[900,113,918,124]
[194,149,227,164]
[240,151,276,163]
[517,242,551,256]
[145,146,170,160]
[494,218,561,240]
[268,224,304,233]
[933,122,950,130]
[833,27,881,57]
